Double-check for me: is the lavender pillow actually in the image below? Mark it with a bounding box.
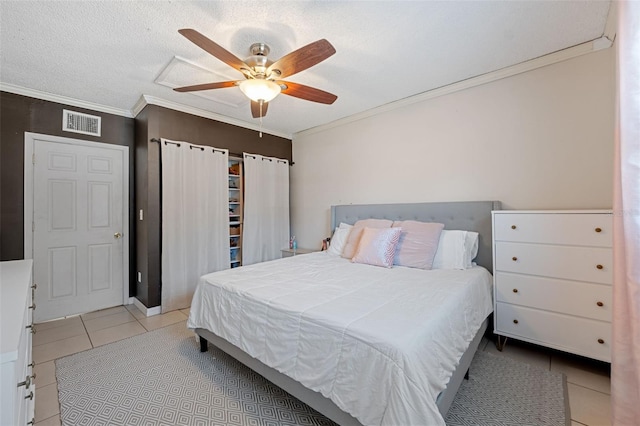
[341,219,393,259]
[352,227,402,268]
[392,220,445,269]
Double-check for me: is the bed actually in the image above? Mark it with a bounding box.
[187,200,501,425]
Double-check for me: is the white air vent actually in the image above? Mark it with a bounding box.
[62,109,101,137]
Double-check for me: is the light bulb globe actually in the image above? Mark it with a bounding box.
[239,79,281,102]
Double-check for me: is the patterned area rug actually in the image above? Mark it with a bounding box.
[56,322,336,426]
[56,322,568,425]
[445,351,570,426]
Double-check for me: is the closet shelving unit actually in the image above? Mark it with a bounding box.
[228,157,243,268]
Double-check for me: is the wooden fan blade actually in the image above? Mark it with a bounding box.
[251,101,269,118]
[278,81,337,105]
[267,39,336,79]
[173,81,238,92]
[179,29,249,74]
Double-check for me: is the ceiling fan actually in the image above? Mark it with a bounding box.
[174,29,338,119]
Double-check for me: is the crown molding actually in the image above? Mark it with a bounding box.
[4,27,613,143]
[294,37,613,139]
[0,83,291,139]
[133,95,291,140]
[0,83,133,118]
[603,1,617,43]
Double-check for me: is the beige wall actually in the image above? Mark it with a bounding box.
[290,48,615,249]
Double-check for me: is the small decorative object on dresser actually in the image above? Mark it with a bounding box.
[1,260,36,426]
[492,210,613,362]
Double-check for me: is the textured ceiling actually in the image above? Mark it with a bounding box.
[0,1,611,138]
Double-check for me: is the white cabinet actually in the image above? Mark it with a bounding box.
[228,158,243,268]
[492,211,612,362]
[1,260,36,426]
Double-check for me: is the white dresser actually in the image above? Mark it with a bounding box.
[492,211,613,362]
[1,260,36,426]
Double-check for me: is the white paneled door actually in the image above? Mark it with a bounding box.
[30,136,127,322]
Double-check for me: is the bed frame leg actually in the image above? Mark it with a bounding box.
[199,336,208,352]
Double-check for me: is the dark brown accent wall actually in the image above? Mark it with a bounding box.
[0,91,136,293]
[134,105,291,308]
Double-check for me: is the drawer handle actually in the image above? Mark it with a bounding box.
[28,303,36,310]
[595,227,602,233]
[511,225,517,230]
[598,338,605,344]
[597,301,604,307]
[512,256,518,262]
[596,264,604,270]
[32,283,37,290]
[28,418,35,425]
[513,319,519,324]
[512,288,518,293]
[26,324,36,334]
[25,391,34,400]
[28,362,35,368]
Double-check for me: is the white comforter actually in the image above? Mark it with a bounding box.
[187,252,493,426]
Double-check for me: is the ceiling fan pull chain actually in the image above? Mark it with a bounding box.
[259,100,263,138]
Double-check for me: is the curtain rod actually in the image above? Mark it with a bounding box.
[244,153,292,166]
[150,138,293,165]
[149,138,228,155]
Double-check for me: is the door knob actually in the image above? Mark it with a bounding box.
[114,232,122,239]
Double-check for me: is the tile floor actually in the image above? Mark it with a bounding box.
[33,305,611,426]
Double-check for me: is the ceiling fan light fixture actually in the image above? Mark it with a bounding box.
[239,79,281,102]
[174,31,337,118]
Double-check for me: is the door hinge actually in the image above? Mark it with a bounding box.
[32,153,35,164]
[32,222,35,232]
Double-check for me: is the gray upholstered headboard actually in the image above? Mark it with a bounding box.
[331,201,502,273]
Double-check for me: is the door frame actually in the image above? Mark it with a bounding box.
[24,132,130,310]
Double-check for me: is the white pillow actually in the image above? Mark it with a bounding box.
[339,222,353,229]
[432,230,480,270]
[465,231,479,268]
[432,230,467,269]
[327,225,352,256]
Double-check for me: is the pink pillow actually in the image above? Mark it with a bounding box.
[393,220,445,269]
[341,219,393,259]
[352,227,402,268]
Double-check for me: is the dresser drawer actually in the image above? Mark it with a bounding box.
[496,302,611,362]
[495,242,612,284]
[494,213,612,247]
[1,260,35,426]
[495,272,611,322]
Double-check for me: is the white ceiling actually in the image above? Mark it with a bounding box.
[0,1,612,138]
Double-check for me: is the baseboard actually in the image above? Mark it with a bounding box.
[132,297,161,317]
